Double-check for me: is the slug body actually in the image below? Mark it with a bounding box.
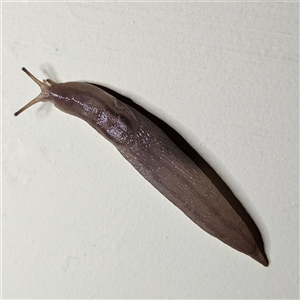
[15,68,268,266]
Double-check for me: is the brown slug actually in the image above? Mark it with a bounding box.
[15,67,268,266]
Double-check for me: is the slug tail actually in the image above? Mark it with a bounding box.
[119,107,269,266]
[251,245,269,266]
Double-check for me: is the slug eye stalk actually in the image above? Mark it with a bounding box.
[14,68,56,117]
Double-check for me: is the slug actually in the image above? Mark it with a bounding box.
[15,68,268,266]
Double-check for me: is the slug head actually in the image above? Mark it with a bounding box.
[15,68,139,146]
[14,67,84,117]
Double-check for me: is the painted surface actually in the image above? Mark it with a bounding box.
[2,2,298,299]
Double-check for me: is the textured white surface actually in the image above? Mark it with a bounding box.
[2,2,299,299]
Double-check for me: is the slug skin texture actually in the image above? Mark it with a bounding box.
[15,68,268,266]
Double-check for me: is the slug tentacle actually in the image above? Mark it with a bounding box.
[15,68,268,266]
[22,67,50,88]
[14,94,47,117]
[14,68,55,117]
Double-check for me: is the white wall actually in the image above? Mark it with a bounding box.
[2,2,298,299]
